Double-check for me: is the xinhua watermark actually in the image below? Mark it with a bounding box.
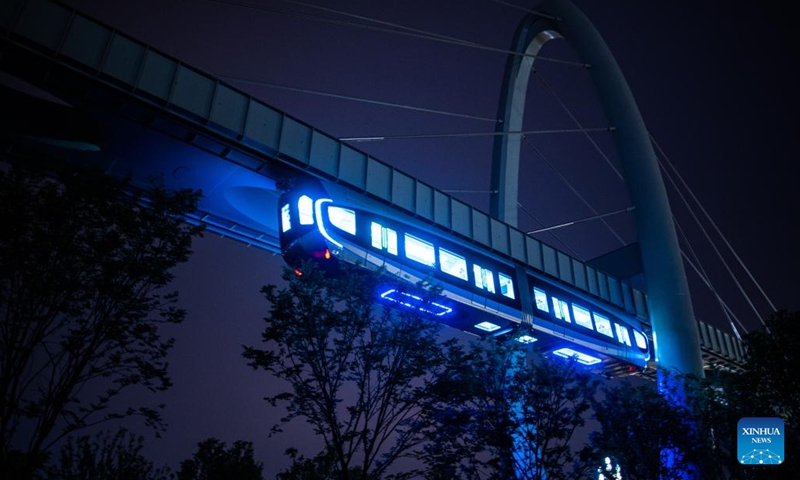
[738,417,784,465]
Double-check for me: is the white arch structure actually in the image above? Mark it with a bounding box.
[490,0,703,377]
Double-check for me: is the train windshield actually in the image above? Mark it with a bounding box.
[298,195,314,225]
[327,206,356,235]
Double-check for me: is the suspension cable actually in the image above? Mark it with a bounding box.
[527,206,634,234]
[652,135,777,313]
[194,0,590,68]
[520,135,627,246]
[680,250,747,339]
[220,76,499,123]
[518,202,583,260]
[340,127,612,142]
[532,70,624,180]
[488,0,560,21]
[655,148,766,327]
[675,219,745,339]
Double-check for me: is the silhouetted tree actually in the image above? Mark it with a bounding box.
[591,311,800,480]
[420,339,598,480]
[177,438,263,480]
[739,310,800,442]
[0,165,201,477]
[682,310,800,479]
[243,263,463,480]
[275,448,337,480]
[511,354,598,479]
[590,375,696,480]
[46,428,171,480]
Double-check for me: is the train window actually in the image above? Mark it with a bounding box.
[498,273,515,300]
[633,330,648,350]
[439,248,468,281]
[327,206,356,235]
[473,265,496,294]
[552,297,571,323]
[533,288,549,312]
[615,324,632,346]
[405,234,435,266]
[281,204,291,233]
[593,313,613,338]
[370,222,397,255]
[572,304,593,330]
[298,195,314,225]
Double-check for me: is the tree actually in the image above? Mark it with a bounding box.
[421,340,598,480]
[591,311,800,480]
[177,438,263,480]
[590,375,697,480]
[510,354,598,480]
[683,311,800,479]
[738,310,800,441]
[46,428,171,480]
[243,263,463,480]
[0,165,202,477]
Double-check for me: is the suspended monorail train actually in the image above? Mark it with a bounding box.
[278,180,652,369]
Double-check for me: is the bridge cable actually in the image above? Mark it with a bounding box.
[519,134,627,246]
[527,63,761,335]
[526,206,634,235]
[340,127,613,142]
[488,0,561,21]
[675,220,746,340]
[531,56,767,330]
[654,146,767,329]
[532,70,624,181]
[517,202,583,260]
[520,68,633,248]
[680,250,747,341]
[673,216,735,328]
[194,0,590,68]
[652,135,777,315]
[219,76,499,123]
[272,0,588,67]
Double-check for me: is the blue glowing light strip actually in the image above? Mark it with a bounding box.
[314,198,343,249]
[474,321,501,332]
[552,347,602,365]
[379,289,452,316]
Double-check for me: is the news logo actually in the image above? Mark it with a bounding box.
[738,417,784,465]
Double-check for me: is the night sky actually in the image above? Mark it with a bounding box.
[24,0,800,473]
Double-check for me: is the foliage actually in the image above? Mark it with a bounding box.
[590,374,697,480]
[511,354,599,479]
[177,438,263,480]
[275,447,339,480]
[420,339,598,480]
[738,310,800,438]
[0,165,202,477]
[243,263,463,480]
[685,310,800,479]
[591,310,800,479]
[45,428,171,480]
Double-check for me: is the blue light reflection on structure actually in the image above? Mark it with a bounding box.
[379,289,453,317]
[552,347,602,366]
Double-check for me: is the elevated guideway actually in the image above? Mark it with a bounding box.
[0,0,744,374]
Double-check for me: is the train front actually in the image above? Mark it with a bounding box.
[277,180,342,274]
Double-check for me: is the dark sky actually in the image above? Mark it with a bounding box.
[43,0,800,472]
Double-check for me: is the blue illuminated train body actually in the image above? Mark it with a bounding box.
[278,181,652,370]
